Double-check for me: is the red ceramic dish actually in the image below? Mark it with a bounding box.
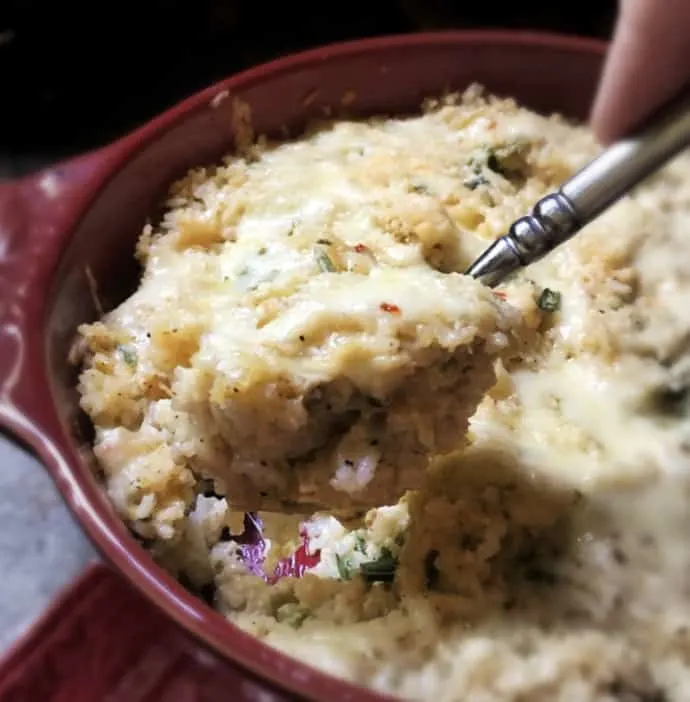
[0,31,607,701]
[0,564,302,702]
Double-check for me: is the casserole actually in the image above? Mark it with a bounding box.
[0,32,607,700]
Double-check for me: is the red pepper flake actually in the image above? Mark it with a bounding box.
[354,243,368,253]
[268,542,320,583]
[380,302,401,314]
[267,528,320,584]
[493,291,507,300]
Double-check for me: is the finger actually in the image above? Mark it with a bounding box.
[590,0,690,144]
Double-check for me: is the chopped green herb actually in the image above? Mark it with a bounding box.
[316,238,332,246]
[354,535,367,554]
[463,174,489,190]
[360,548,398,584]
[335,553,353,580]
[493,140,531,177]
[410,182,430,194]
[275,603,309,628]
[315,249,336,273]
[468,141,530,182]
[258,246,267,255]
[468,146,497,173]
[537,288,562,312]
[117,345,138,368]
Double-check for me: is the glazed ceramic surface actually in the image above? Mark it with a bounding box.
[0,564,302,702]
[0,32,606,701]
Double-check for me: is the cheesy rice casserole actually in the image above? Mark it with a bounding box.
[76,86,690,701]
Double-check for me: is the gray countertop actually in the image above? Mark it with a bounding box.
[0,433,96,653]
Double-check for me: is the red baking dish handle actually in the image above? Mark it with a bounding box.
[0,150,110,449]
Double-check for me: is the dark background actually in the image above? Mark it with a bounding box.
[0,0,617,177]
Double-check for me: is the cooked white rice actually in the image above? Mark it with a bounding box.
[77,85,690,701]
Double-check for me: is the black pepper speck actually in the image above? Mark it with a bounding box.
[612,546,628,565]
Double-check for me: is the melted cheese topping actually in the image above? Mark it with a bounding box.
[77,86,690,702]
[77,87,535,524]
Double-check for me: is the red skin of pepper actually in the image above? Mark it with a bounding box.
[380,302,401,314]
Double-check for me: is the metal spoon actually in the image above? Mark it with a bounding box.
[465,89,690,287]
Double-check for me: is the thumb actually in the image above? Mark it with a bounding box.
[590,0,690,144]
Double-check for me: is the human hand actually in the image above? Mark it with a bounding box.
[590,0,690,144]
